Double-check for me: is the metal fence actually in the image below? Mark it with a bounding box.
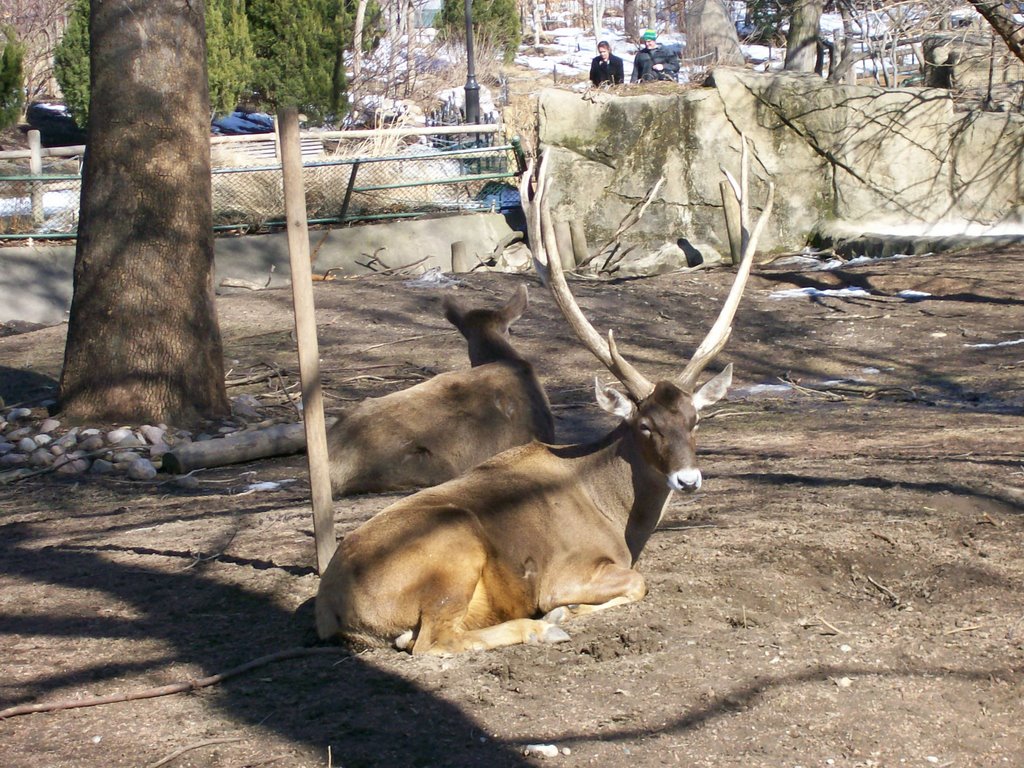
[0,129,525,240]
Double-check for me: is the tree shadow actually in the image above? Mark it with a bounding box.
[0,520,532,766]
[0,365,59,406]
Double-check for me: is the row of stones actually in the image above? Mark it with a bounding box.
[0,401,269,480]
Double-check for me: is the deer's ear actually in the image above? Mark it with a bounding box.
[442,295,464,328]
[692,363,732,413]
[499,284,529,325]
[595,377,635,420]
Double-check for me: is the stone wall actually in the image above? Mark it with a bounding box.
[538,67,1024,267]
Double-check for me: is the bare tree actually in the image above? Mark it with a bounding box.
[1,0,71,103]
[624,0,640,39]
[969,0,1024,66]
[685,0,744,66]
[784,0,823,72]
[59,0,229,425]
[351,0,370,79]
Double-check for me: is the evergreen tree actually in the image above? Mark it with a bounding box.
[207,0,255,117]
[54,0,258,128]
[0,27,26,130]
[246,0,346,123]
[437,0,521,63]
[53,0,90,128]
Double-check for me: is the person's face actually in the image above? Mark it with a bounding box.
[599,46,610,60]
[645,39,657,50]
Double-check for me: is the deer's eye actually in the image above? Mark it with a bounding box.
[638,422,653,437]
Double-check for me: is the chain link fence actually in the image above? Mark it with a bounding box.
[0,131,524,240]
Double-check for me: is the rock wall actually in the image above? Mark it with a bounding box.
[538,67,1024,265]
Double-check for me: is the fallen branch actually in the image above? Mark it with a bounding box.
[0,647,351,720]
[866,574,901,606]
[357,330,456,353]
[942,623,985,636]
[579,176,665,270]
[146,737,244,768]
[779,375,846,401]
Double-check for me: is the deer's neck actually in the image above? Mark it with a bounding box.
[466,333,526,367]
[560,426,673,564]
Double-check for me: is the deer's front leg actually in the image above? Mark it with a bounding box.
[541,561,647,624]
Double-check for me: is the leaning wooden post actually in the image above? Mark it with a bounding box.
[28,130,44,226]
[568,220,590,267]
[278,106,336,575]
[719,180,742,266]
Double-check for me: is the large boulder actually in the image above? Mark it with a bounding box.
[538,68,1024,258]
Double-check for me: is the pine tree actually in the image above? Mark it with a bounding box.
[246,0,343,123]
[437,0,521,63]
[207,0,256,117]
[54,0,258,128]
[53,0,91,128]
[0,27,26,130]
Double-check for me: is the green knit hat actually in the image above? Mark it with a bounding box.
[642,29,657,41]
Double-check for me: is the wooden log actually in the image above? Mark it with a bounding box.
[554,220,576,272]
[451,240,473,272]
[161,421,336,475]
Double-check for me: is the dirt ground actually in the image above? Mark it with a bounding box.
[1,244,1022,768]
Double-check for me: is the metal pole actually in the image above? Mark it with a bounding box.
[463,0,480,125]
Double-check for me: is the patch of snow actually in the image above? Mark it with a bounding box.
[768,287,871,300]
[731,383,794,397]
[964,338,1024,349]
[897,290,931,300]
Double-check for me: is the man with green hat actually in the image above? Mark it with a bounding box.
[631,29,681,83]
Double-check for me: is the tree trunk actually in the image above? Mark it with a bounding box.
[970,0,1024,66]
[58,0,229,426]
[624,0,639,39]
[827,2,858,83]
[685,0,745,66]
[352,0,369,79]
[784,0,823,72]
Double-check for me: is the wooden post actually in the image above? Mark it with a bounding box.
[28,130,44,226]
[568,220,589,267]
[554,220,576,272]
[719,179,742,266]
[278,106,336,575]
[451,240,473,272]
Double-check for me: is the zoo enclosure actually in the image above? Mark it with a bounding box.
[0,124,525,240]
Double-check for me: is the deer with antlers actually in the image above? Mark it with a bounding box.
[316,143,774,653]
[327,284,554,496]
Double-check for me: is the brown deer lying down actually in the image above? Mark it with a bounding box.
[316,146,774,653]
[326,284,554,496]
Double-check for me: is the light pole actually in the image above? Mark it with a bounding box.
[463,0,480,125]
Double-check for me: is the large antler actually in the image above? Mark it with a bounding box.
[678,135,775,390]
[524,151,656,401]
[522,139,774,399]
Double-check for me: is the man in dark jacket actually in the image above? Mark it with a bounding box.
[589,41,625,87]
[630,29,681,83]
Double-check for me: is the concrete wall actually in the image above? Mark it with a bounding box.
[0,212,516,324]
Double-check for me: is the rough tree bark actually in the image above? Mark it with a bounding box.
[784,0,823,72]
[685,0,744,66]
[623,0,639,39]
[969,0,1024,66]
[58,0,229,426]
[352,0,369,79]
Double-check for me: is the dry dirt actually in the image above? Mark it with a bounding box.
[1,244,1022,768]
